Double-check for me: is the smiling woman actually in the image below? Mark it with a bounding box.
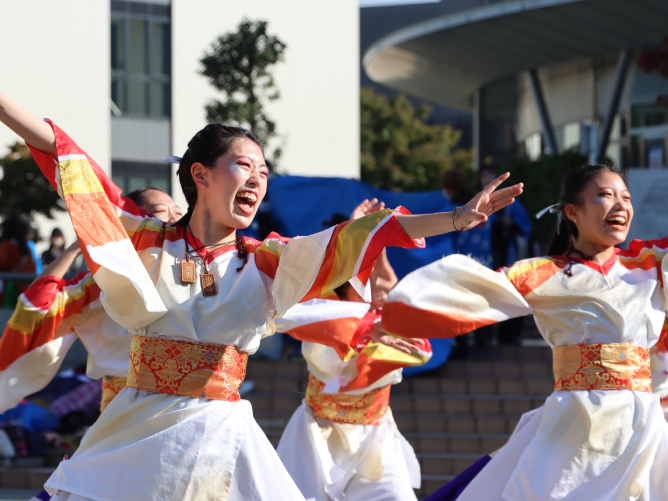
[0,90,523,501]
[381,164,668,501]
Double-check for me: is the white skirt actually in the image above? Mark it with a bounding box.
[276,402,419,501]
[45,388,305,501]
[458,390,668,501]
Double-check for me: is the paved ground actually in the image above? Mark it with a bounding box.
[0,490,38,501]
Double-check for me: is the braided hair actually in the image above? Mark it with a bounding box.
[175,124,263,272]
[547,164,624,269]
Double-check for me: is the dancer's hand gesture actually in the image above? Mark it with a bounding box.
[368,322,425,355]
[350,198,385,220]
[455,172,523,231]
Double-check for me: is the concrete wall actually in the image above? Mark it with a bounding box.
[0,0,110,251]
[171,0,360,209]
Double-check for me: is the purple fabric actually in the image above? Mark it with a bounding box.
[423,454,492,501]
[34,490,51,501]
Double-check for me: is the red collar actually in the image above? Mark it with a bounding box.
[185,230,238,265]
[555,248,620,276]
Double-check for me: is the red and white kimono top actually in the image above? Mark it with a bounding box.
[383,245,668,501]
[27,121,424,501]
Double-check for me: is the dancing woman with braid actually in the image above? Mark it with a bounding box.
[384,164,668,501]
[0,91,521,501]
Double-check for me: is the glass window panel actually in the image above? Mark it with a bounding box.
[111,174,127,192]
[111,78,126,114]
[111,18,125,70]
[129,19,148,74]
[149,177,170,193]
[129,176,149,192]
[149,81,170,117]
[128,81,147,115]
[151,22,170,76]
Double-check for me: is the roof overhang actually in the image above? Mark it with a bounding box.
[363,0,668,111]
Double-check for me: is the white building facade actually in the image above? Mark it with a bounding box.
[0,0,360,251]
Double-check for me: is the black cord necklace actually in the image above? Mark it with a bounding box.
[180,225,236,296]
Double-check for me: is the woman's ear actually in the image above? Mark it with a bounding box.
[191,162,208,189]
[563,203,578,223]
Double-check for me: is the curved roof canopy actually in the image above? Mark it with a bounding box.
[363,0,668,110]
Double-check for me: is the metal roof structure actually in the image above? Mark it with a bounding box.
[363,0,668,111]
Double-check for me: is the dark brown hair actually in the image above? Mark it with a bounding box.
[176,124,264,271]
[547,163,624,256]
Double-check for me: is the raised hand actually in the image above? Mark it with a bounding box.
[367,321,425,355]
[455,172,523,231]
[350,198,385,220]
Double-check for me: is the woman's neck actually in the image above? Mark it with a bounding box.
[572,240,616,266]
[188,203,236,246]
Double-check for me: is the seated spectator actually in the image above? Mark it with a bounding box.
[0,216,36,306]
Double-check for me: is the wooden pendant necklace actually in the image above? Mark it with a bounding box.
[181,226,236,296]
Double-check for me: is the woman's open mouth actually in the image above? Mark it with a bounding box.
[605,215,627,232]
[235,190,257,216]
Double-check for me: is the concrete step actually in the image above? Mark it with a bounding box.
[403,431,510,455]
[436,359,553,379]
[0,467,55,490]
[393,377,554,395]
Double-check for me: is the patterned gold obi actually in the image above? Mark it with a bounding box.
[126,335,248,401]
[305,374,391,425]
[553,343,652,392]
[100,376,127,411]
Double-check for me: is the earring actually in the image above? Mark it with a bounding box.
[574,218,577,223]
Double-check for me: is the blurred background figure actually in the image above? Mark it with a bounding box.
[0,216,36,307]
[41,228,66,267]
[26,226,42,275]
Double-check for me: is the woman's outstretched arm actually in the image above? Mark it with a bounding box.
[396,172,523,239]
[0,93,56,157]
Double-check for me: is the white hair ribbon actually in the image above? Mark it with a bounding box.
[164,155,182,164]
[535,203,564,234]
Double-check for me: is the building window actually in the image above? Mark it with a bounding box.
[111,1,170,118]
[111,161,172,195]
[631,103,668,128]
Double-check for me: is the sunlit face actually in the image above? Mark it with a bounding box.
[140,189,183,225]
[565,171,633,249]
[191,138,268,230]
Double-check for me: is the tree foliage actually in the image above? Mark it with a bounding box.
[361,87,472,192]
[200,20,286,160]
[0,143,64,219]
[492,150,588,245]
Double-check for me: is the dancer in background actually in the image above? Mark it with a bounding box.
[0,187,183,415]
[276,205,429,501]
[383,164,668,500]
[0,91,522,501]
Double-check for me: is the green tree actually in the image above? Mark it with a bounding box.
[0,143,64,219]
[200,20,286,161]
[361,87,472,191]
[492,150,588,245]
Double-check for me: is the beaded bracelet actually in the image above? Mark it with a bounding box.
[451,207,463,232]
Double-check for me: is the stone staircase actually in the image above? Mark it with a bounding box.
[246,344,554,499]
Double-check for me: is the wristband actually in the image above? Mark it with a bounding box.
[451,207,463,232]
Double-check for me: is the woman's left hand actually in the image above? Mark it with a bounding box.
[456,172,523,231]
[350,198,385,220]
[368,322,425,354]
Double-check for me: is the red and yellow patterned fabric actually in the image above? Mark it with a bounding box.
[0,273,104,413]
[100,376,127,411]
[126,336,248,401]
[0,273,99,371]
[553,344,652,392]
[305,374,391,425]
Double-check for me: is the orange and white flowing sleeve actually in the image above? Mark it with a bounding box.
[618,236,668,311]
[28,121,167,329]
[382,254,532,339]
[0,272,100,412]
[275,299,432,391]
[253,208,424,318]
